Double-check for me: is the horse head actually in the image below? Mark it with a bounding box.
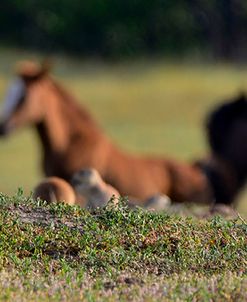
[0,60,52,136]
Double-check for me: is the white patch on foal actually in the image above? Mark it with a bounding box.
[1,78,26,120]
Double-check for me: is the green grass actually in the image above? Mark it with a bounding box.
[0,50,247,216]
[0,193,246,301]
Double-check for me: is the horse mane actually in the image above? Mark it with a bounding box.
[35,75,105,157]
[49,77,101,129]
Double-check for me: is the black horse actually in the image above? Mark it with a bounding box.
[201,94,247,205]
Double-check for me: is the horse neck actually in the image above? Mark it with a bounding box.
[35,79,102,155]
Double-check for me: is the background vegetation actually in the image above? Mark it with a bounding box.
[2,0,247,59]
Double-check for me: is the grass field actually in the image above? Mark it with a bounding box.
[0,194,246,301]
[0,50,247,216]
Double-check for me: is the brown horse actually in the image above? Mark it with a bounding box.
[0,61,212,203]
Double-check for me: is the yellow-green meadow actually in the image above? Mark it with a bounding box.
[0,51,246,216]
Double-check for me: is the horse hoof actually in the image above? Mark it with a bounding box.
[200,203,238,219]
[210,203,238,218]
[33,177,76,206]
[145,194,171,211]
[71,168,120,208]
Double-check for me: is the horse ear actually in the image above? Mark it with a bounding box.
[15,59,52,80]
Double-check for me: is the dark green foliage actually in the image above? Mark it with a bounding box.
[1,0,247,58]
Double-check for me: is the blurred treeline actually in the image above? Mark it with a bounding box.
[1,0,247,59]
